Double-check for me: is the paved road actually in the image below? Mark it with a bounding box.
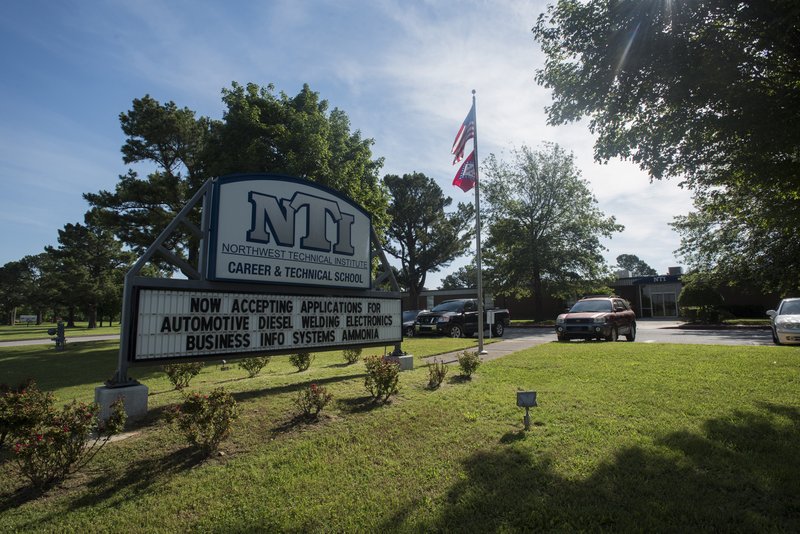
[489,320,774,347]
[635,320,774,346]
[0,334,120,347]
[420,320,778,366]
[0,321,778,351]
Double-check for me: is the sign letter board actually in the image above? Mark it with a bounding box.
[131,288,402,362]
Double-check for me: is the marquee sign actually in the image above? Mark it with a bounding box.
[132,288,401,362]
[112,172,402,383]
[207,174,372,289]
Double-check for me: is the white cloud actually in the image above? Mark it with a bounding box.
[0,0,695,282]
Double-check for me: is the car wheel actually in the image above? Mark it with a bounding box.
[772,329,781,345]
[557,334,569,342]
[404,326,415,337]
[605,327,618,342]
[492,323,505,337]
[625,323,636,342]
[449,325,464,338]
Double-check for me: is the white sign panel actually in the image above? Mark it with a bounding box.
[208,175,372,288]
[133,289,401,361]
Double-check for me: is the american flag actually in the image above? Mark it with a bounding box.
[452,151,476,192]
[451,103,475,164]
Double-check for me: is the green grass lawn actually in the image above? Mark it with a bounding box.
[0,322,120,342]
[1,340,798,531]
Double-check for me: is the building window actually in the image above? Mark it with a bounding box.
[651,292,678,317]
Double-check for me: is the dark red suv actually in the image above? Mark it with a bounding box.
[555,296,636,342]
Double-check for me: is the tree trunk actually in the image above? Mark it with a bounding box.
[67,306,77,328]
[532,271,544,321]
[409,287,420,311]
[87,304,97,329]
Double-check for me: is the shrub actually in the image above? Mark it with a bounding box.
[678,274,725,323]
[364,355,400,402]
[12,397,126,492]
[427,359,448,389]
[238,356,271,378]
[163,362,204,389]
[289,352,314,372]
[295,383,333,419]
[172,388,238,456]
[0,380,53,449]
[343,348,362,365]
[458,350,481,378]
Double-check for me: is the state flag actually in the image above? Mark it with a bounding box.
[452,151,476,192]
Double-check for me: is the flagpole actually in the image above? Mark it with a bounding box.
[471,90,486,355]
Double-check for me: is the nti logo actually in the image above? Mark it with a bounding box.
[209,175,371,288]
[247,191,355,256]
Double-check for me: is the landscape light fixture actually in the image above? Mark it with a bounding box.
[516,391,538,431]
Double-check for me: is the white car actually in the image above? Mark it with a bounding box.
[766,298,800,345]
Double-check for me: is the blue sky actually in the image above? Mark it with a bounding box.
[0,0,693,286]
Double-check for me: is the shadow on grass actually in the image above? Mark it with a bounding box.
[269,413,331,435]
[56,447,206,522]
[499,430,527,444]
[336,395,385,414]
[212,376,250,385]
[0,445,204,526]
[327,361,360,369]
[448,375,473,385]
[0,341,164,393]
[380,405,800,531]
[229,372,365,405]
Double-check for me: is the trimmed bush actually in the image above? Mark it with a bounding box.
[364,355,400,402]
[12,396,126,491]
[172,388,238,456]
[238,356,271,378]
[0,380,53,449]
[343,348,362,365]
[163,362,204,390]
[294,383,333,419]
[427,359,448,389]
[458,350,481,378]
[289,352,314,372]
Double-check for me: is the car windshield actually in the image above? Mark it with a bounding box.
[569,300,612,313]
[431,301,465,312]
[779,300,800,315]
[403,311,419,322]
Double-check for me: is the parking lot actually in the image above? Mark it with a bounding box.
[504,320,776,347]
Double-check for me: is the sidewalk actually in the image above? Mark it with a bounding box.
[0,334,120,347]
[418,327,554,366]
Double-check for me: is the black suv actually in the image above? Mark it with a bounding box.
[555,296,636,342]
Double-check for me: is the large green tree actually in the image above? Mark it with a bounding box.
[0,260,29,325]
[45,223,133,328]
[383,172,475,306]
[19,253,61,324]
[85,95,211,271]
[615,254,657,277]
[208,82,389,233]
[532,0,800,294]
[440,264,479,290]
[86,83,389,274]
[482,144,622,319]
